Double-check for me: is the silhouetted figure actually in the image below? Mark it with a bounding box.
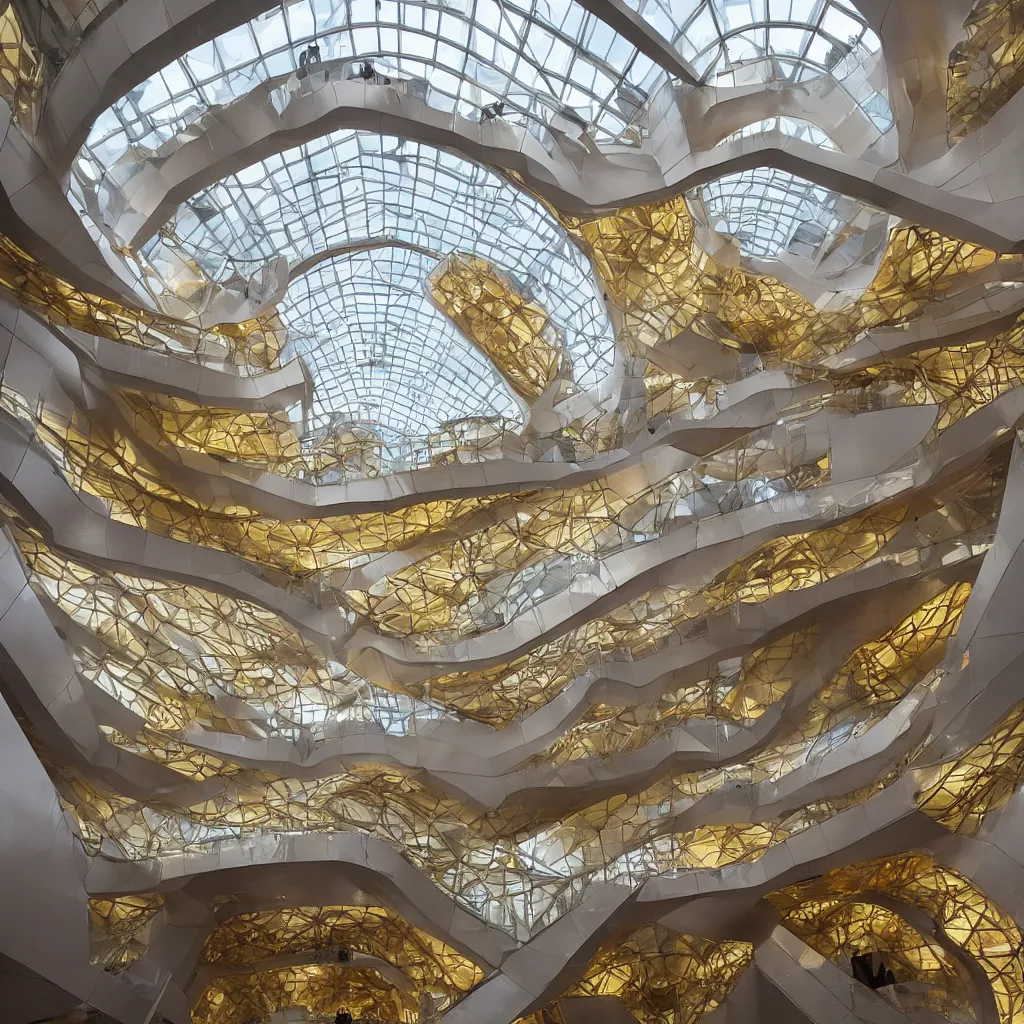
[354,60,392,84]
[851,951,896,990]
[481,101,506,121]
[851,951,871,986]
[299,43,321,67]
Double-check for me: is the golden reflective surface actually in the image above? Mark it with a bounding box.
[564,199,1008,363]
[0,2,40,129]
[9,514,365,735]
[919,699,1024,833]
[793,582,973,741]
[428,253,563,399]
[407,500,923,723]
[521,926,751,1024]
[779,898,978,1022]
[6,44,1024,1023]
[0,235,283,369]
[88,895,165,973]
[837,313,1024,432]
[525,626,820,767]
[0,385,506,575]
[193,964,409,1024]
[120,390,371,482]
[948,0,1024,142]
[201,906,482,998]
[7,453,1001,904]
[770,854,1024,1024]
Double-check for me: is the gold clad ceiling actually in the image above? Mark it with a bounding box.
[4,2,1024,1024]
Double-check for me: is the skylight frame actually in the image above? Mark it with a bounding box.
[621,0,893,130]
[74,0,668,188]
[159,130,614,393]
[281,245,525,441]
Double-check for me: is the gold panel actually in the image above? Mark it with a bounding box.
[9,516,357,734]
[202,905,482,997]
[528,925,752,1024]
[32,640,995,936]
[0,241,1011,609]
[344,469,696,639]
[565,196,709,354]
[918,700,1024,834]
[9,455,998,903]
[619,822,795,873]
[5,509,856,743]
[526,626,819,768]
[0,3,41,129]
[779,898,978,1021]
[948,0,1024,142]
[0,389,508,575]
[2,149,1022,959]
[192,964,410,1024]
[662,582,976,802]
[791,582,973,742]
[343,418,845,647]
[495,749,893,868]
[0,235,283,369]
[565,197,1006,362]
[428,252,562,398]
[124,400,518,482]
[644,371,725,421]
[769,854,1024,1024]
[415,502,906,724]
[344,410,852,645]
[36,697,886,906]
[44,759,245,860]
[101,727,240,781]
[6,355,1000,646]
[701,503,907,607]
[62,697,1024,921]
[837,313,1024,431]
[120,390,381,481]
[88,894,165,973]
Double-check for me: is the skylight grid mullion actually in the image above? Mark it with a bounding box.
[282,246,522,436]
[154,129,612,397]
[459,0,486,112]
[90,0,638,161]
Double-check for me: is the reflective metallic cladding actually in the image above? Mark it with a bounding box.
[2,2,1024,1023]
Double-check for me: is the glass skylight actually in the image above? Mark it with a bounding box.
[696,166,852,260]
[625,0,875,78]
[132,130,613,440]
[62,2,893,448]
[281,246,523,442]
[623,0,893,130]
[74,0,665,192]
[718,116,837,149]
